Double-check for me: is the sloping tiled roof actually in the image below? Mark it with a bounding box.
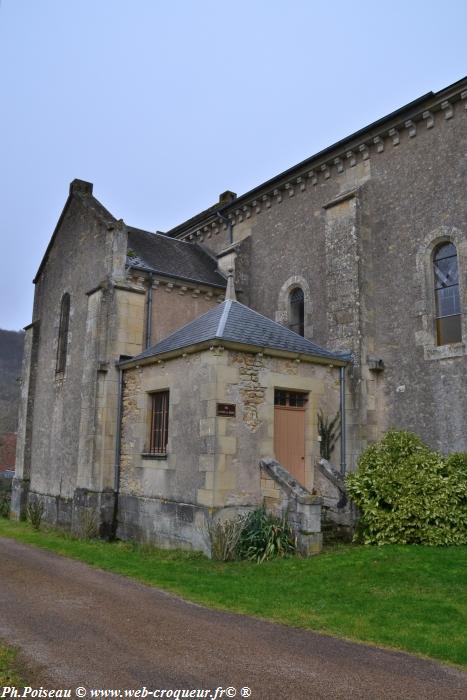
[126,227,227,288]
[125,300,351,364]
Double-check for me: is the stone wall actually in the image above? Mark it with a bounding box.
[314,459,355,543]
[12,184,137,531]
[14,190,119,517]
[260,458,322,555]
[13,183,229,532]
[366,107,467,452]
[118,347,341,553]
[118,354,213,549]
[172,83,467,460]
[149,280,223,346]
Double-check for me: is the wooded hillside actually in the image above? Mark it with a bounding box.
[0,329,24,434]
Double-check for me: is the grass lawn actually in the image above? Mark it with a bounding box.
[1,518,466,668]
[0,643,24,687]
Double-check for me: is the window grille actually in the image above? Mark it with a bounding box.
[149,391,169,455]
[434,243,462,345]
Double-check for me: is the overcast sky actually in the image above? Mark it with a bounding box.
[0,0,465,330]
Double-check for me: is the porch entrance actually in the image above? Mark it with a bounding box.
[273,389,307,485]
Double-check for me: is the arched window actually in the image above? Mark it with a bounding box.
[289,287,304,336]
[56,293,70,373]
[433,242,462,345]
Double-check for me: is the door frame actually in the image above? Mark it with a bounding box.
[273,388,309,486]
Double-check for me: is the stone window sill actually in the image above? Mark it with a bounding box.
[424,342,466,361]
[141,453,174,471]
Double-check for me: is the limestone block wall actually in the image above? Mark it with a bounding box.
[204,168,370,472]
[15,195,125,519]
[12,188,148,531]
[117,346,342,552]
[11,323,38,517]
[76,282,146,493]
[118,353,213,549]
[172,83,467,459]
[214,350,341,500]
[149,281,223,346]
[366,106,467,452]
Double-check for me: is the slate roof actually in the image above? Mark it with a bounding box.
[126,227,227,288]
[124,300,351,365]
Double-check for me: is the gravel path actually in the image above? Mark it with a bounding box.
[1,537,466,699]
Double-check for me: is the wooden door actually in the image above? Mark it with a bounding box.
[274,395,306,485]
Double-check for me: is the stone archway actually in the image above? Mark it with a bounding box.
[275,275,313,338]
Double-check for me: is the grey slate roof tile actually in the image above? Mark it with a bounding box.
[127,227,227,288]
[128,300,351,363]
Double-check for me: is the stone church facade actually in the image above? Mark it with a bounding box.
[12,76,467,553]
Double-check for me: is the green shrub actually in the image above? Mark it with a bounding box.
[0,490,10,519]
[207,515,246,561]
[346,430,467,545]
[237,506,296,562]
[317,409,340,460]
[27,500,44,530]
[78,508,99,540]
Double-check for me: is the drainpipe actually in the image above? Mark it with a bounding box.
[216,211,233,246]
[111,362,124,539]
[339,366,346,475]
[145,273,154,349]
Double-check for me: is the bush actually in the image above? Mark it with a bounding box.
[0,478,12,518]
[0,490,10,519]
[317,410,340,460]
[237,506,296,562]
[346,430,467,545]
[27,500,44,530]
[78,509,99,540]
[207,515,245,561]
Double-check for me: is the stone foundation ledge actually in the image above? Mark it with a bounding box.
[72,487,116,539]
[10,481,116,537]
[116,493,211,554]
[19,488,73,529]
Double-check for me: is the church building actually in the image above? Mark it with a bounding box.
[12,76,467,553]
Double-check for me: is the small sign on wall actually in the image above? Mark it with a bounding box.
[217,403,236,417]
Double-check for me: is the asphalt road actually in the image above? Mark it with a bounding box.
[1,537,466,700]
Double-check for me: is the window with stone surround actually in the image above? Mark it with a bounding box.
[56,293,70,374]
[433,242,462,345]
[276,275,312,338]
[415,227,465,361]
[289,287,305,336]
[149,390,169,455]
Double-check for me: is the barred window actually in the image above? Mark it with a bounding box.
[149,391,169,455]
[56,293,70,373]
[434,243,462,345]
[289,287,304,336]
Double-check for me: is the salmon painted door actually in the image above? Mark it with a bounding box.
[274,390,307,485]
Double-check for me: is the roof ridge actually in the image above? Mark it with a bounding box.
[127,225,202,247]
[228,300,345,355]
[216,300,231,337]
